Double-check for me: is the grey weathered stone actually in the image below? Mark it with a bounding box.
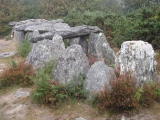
[79,36,88,54]
[88,32,115,65]
[25,22,70,32]
[52,44,90,83]
[13,30,25,42]
[115,40,157,83]
[30,25,102,43]
[69,37,80,46]
[0,52,17,58]
[25,30,40,41]
[14,88,30,98]
[25,34,65,69]
[85,61,116,98]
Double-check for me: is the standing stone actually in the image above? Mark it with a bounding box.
[25,34,65,69]
[79,36,88,54]
[85,61,116,98]
[69,37,80,46]
[88,32,115,65]
[13,30,25,42]
[52,44,90,83]
[115,40,157,83]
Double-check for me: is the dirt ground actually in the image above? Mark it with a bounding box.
[0,39,160,120]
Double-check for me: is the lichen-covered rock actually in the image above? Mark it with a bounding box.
[52,44,90,83]
[25,30,40,42]
[88,32,115,65]
[85,61,116,98]
[13,30,25,42]
[69,37,80,46]
[30,25,102,43]
[25,34,65,69]
[116,40,157,83]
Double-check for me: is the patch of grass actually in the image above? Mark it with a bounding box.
[4,34,11,41]
[0,85,20,96]
[17,39,31,57]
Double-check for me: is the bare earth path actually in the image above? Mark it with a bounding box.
[0,39,160,120]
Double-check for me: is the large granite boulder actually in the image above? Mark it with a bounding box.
[88,32,115,65]
[30,25,102,43]
[52,44,90,83]
[116,40,157,83]
[25,30,40,41]
[25,22,70,32]
[13,30,25,42]
[85,61,116,98]
[10,19,63,31]
[10,19,64,42]
[69,37,80,46]
[25,34,65,69]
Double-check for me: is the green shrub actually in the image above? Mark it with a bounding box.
[4,34,11,41]
[0,61,35,88]
[31,70,52,104]
[31,71,86,105]
[17,40,31,57]
[43,61,55,77]
[146,81,160,102]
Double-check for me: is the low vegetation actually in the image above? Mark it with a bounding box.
[31,70,86,106]
[0,57,160,114]
[92,72,160,113]
[17,39,31,57]
[0,60,35,88]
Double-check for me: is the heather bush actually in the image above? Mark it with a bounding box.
[139,82,156,107]
[155,53,160,75]
[110,74,139,112]
[93,73,139,112]
[0,61,35,88]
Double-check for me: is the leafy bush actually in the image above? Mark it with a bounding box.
[31,70,52,104]
[31,70,86,106]
[110,74,139,112]
[93,73,139,112]
[113,6,160,49]
[155,53,160,75]
[139,82,156,107]
[17,40,31,57]
[42,61,55,77]
[4,34,11,41]
[146,81,160,102]
[0,61,35,88]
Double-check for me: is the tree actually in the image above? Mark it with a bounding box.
[0,0,26,36]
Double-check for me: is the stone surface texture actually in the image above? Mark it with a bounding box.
[85,61,116,98]
[115,40,157,82]
[52,44,89,83]
[88,32,115,65]
[25,34,65,69]
[0,52,17,58]
[30,25,102,43]
[69,37,80,46]
[13,30,25,42]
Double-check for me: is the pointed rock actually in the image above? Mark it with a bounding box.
[88,32,115,65]
[25,34,65,69]
[52,44,90,83]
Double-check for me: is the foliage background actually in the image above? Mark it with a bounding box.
[0,0,160,49]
